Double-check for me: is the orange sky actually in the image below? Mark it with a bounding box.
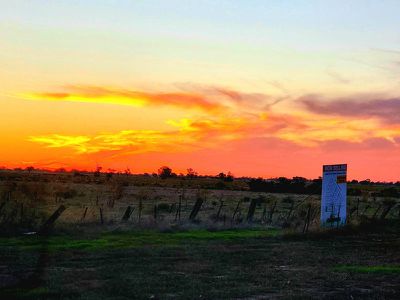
[1,2,399,181]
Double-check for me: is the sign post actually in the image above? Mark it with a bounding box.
[321,164,347,227]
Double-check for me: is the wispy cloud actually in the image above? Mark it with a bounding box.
[21,84,287,116]
[300,95,400,124]
[29,130,181,155]
[27,114,295,156]
[25,86,400,162]
[23,86,228,113]
[325,69,351,84]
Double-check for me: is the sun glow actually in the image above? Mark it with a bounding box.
[1,1,400,180]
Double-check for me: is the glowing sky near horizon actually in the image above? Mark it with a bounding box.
[1,1,400,181]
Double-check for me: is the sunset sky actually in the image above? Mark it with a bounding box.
[1,1,399,181]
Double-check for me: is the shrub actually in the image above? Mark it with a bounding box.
[56,188,78,199]
[282,196,294,204]
[157,203,171,211]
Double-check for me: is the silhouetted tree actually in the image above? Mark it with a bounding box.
[186,168,198,178]
[248,177,322,194]
[359,179,371,185]
[225,171,234,182]
[25,166,35,173]
[158,166,173,179]
[217,172,226,180]
[94,166,102,177]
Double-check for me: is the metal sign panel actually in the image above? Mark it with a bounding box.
[321,164,347,227]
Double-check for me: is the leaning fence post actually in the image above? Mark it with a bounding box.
[302,204,312,234]
[153,204,158,222]
[261,204,267,223]
[81,207,88,222]
[232,199,242,223]
[268,201,277,223]
[380,203,395,220]
[372,204,382,219]
[122,205,134,222]
[356,197,360,217]
[99,206,104,225]
[215,200,224,222]
[189,198,203,221]
[38,205,66,234]
[246,199,257,223]
[20,203,24,224]
[285,201,294,224]
[360,205,370,217]
[175,195,182,221]
[0,191,11,216]
[0,201,6,216]
[138,199,143,224]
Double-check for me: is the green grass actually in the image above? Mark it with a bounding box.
[1,227,399,299]
[334,265,400,274]
[0,228,278,252]
[0,288,50,300]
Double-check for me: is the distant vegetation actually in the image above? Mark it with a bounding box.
[0,164,398,236]
[1,165,399,194]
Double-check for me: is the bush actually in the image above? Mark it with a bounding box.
[19,182,47,202]
[56,188,78,199]
[157,203,171,211]
[376,187,399,198]
[282,196,294,204]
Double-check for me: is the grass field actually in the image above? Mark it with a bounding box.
[0,172,399,299]
[1,223,399,299]
[1,172,399,235]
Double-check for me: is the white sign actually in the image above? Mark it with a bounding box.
[321,164,347,227]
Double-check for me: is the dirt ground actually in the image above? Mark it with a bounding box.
[0,223,399,299]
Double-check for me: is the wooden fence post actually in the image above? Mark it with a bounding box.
[380,203,395,220]
[169,203,176,214]
[138,199,143,224]
[232,199,242,223]
[372,204,382,219]
[0,191,11,216]
[20,203,24,224]
[0,201,6,216]
[246,199,257,223]
[175,195,182,221]
[81,207,88,222]
[121,206,134,222]
[215,200,224,222]
[360,205,370,217]
[99,206,104,225]
[356,198,360,217]
[302,204,312,234]
[285,201,294,224]
[189,198,203,221]
[154,204,158,222]
[268,201,277,223]
[38,205,66,234]
[261,204,267,223]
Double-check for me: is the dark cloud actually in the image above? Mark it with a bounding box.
[300,95,400,124]
[174,83,285,111]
